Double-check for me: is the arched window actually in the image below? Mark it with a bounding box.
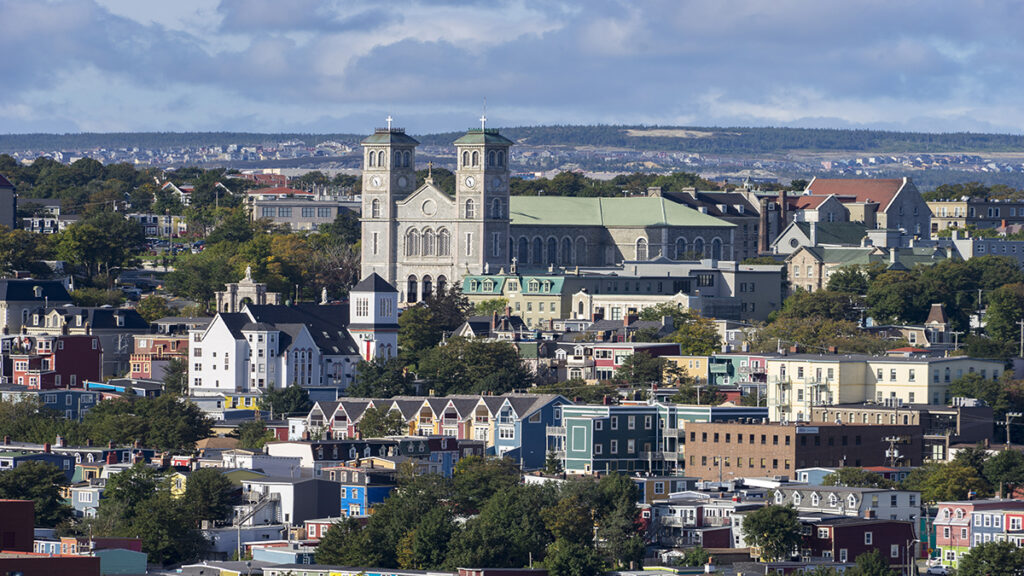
[368,151,376,168]
[406,230,421,256]
[403,150,410,167]
[693,238,705,258]
[532,237,543,263]
[488,151,496,166]
[462,151,470,167]
[371,199,381,218]
[675,237,688,260]
[423,229,436,256]
[498,151,505,166]
[472,151,479,166]
[407,276,418,303]
[437,276,447,294]
[635,238,648,261]
[518,237,529,262]
[575,237,587,265]
[394,151,402,167]
[465,199,476,219]
[546,237,557,265]
[711,237,722,260]
[577,301,584,316]
[438,229,451,256]
[422,276,433,297]
[376,150,384,167]
[561,237,573,264]
[491,198,502,218]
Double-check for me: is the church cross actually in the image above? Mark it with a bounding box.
[479,113,487,130]
[386,115,393,130]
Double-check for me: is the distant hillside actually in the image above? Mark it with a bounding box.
[3,125,1024,155]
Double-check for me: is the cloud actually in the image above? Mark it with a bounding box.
[0,0,1022,134]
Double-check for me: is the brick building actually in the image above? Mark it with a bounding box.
[129,335,188,380]
[5,334,102,389]
[682,422,921,482]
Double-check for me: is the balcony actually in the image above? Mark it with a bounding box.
[546,426,566,436]
[639,451,666,460]
[657,516,697,528]
[702,516,732,527]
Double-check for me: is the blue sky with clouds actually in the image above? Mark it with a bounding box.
[1,0,1021,134]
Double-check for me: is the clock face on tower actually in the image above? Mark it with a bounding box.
[398,176,408,188]
[371,176,382,188]
[464,176,476,188]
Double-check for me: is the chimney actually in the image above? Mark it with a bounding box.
[778,189,787,225]
[85,438,92,447]
[890,249,897,265]
[647,186,662,197]
[809,221,817,245]
[43,442,51,453]
[789,345,800,353]
[108,441,115,449]
[491,310,498,331]
[758,198,769,254]
[2,435,9,445]
[55,435,65,448]
[106,452,117,465]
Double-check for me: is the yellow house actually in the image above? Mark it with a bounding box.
[766,354,1005,422]
[663,355,711,384]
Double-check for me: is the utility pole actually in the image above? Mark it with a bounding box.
[1018,320,1024,358]
[1001,412,1023,448]
[884,436,902,467]
[951,330,963,352]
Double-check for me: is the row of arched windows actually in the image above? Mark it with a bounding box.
[514,236,588,266]
[406,228,452,257]
[407,275,447,303]
[634,237,724,261]
[367,149,412,168]
[461,149,506,168]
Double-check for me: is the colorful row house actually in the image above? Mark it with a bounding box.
[934,499,1024,568]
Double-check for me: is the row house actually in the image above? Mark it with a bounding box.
[934,499,1024,568]
[765,353,1004,422]
[265,436,482,478]
[3,334,101,390]
[928,197,1024,233]
[0,386,101,420]
[810,397,993,462]
[324,463,397,517]
[23,306,149,377]
[650,496,762,549]
[189,274,398,396]
[130,335,188,380]
[682,422,923,481]
[770,485,922,528]
[548,341,681,382]
[797,516,917,567]
[303,393,568,470]
[0,278,73,334]
[555,402,768,476]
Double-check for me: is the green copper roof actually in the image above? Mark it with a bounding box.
[453,128,514,146]
[361,128,420,146]
[509,196,735,228]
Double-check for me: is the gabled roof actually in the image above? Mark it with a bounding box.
[245,303,358,356]
[807,178,906,211]
[453,128,514,146]
[36,306,149,330]
[509,196,735,228]
[0,174,15,188]
[659,190,759,217]
[352,273,397,294]
[787,195,830,210]
[793,222,869,246]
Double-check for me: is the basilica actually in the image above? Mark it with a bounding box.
[359,122,735,304]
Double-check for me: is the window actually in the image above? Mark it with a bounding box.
[644,415,652,429]
[864,532,873,545]
[594,443,603,455]
[318,207,333,218]
[278,207,292,217]
[635,238,648,261]
[302,207,315,218]
[465,199,476,219]
[890,544,899,558]
[627,439,635,453]
[628,416,636,430]
[611,416,618,430]
[610,439,618,453]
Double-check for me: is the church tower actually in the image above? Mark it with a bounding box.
[360,119,419,286]
[348,273,399,361]
[454,118,514,276]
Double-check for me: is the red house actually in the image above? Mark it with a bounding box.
[591,342,681,381]
[130,335,188,380]
[801,516,916,566]
[8,335,101,390]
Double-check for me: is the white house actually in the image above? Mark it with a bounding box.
[189,274,399,397]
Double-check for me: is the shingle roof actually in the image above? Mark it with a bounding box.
[352,273,397,294]
[509,196,734,228]
[453,128,514,146]
[794,222,869,246]
[807,178,905,211]
[0,280,71,303]
[245,303,358,355]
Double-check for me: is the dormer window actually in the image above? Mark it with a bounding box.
[483,280,494,291]
[529,280,539,292]
[116,314,125,327]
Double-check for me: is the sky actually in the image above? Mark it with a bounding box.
[1,0,1022,135]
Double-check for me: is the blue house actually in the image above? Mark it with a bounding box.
[0,386,101,420]
[0,450,77,480]
[324,464,397,517]
[484,394,569,470]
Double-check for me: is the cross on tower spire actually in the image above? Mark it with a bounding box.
[386,115,393,130]
[480,98,487,130]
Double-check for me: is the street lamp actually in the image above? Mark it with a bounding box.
[905,538,921,576]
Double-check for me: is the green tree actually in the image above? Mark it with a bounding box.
[826,265,870,294]
[453,455,520,513]
[985,283,1024,344]
[258,386,311,417]
[422,285,472,333]
[347,357,415,398]
[121,491,207,565]
[0,461,72,527]
[233,420,276,450]
[677,546,712,567]
[0,226,48,274]
[447,484,556,569]
[775,290,862,322]
[316,210,361,245]
[164,244,239,308]
[740,505,801,562]
[543,538,605,576]
[614,352,664,387]
[162,358,189,396]
[822,467,895,489]
[472,298,510,316]
[866,270,927,324]
[950,373,1010,416]
[639,303,720,355]
[100,463,160,517]
[846,549,896,576]
[418,337,531,395]
[80,395,212,452]
[315,518,372,566]
[396,506,457,569]
[545,450,564,475]
[398,304,442,367]
[747,316,895,355]
[55,211,146,280]
[955,540,1024,576]
[357,406,407,438]
[982,450,1024,496]
[530,379,617,404]
[136,294,175,322]
[183,468,237,524]
[900,462,989,502]
[70,287,125,307]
